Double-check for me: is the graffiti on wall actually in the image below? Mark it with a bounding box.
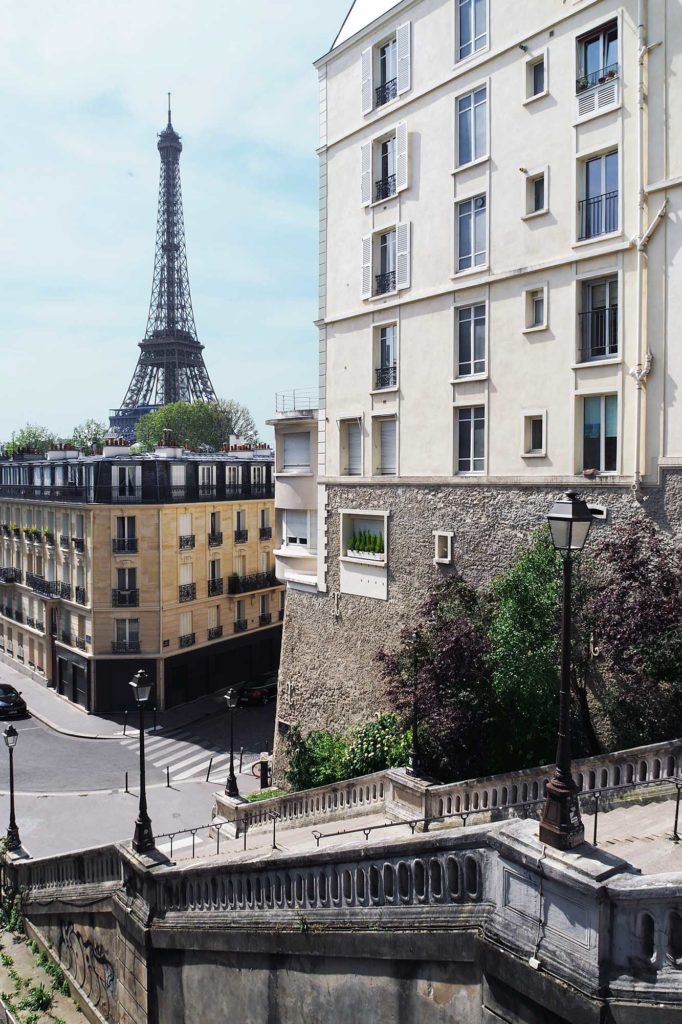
[58,922,116,1021]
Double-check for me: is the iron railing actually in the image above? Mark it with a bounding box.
[112,537,138,553]
[208,578,223,597]
[259,526,272,540]
[227,570,278,595]
[25,573,52,597]
[234,618,248,633]
[0,568,21,584]
[179,583,196,603]
[58,582,71,600]
[274,389,318,414]
[576,62,619,93]
[111,640,140,654]
[72,537,84,552]
[259,612,272,626]
[375,174,396,202]
[579,306,618,361]
[179,535,195,550]
[0,483,274,505]
[208,625,223,641]
[234,529,248,544]
[375,77,397,106]
[179,632,195,649]
[112,589,139,608]
[75,586,86,605]
[578,190,618,240]
[375,365,397,389]
[59,535,70,549]
[208,532,223,548]
[375,270,396,295]
[75,636,86,651]
[13,610,23,623]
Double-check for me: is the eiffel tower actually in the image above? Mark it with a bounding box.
[110,97,217,439]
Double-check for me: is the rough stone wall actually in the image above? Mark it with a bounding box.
[274,472,682,764]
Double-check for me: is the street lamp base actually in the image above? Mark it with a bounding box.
[132,816,155,854]
[538,779,584,850]
[225,774,239,799]
[5,825,21,853]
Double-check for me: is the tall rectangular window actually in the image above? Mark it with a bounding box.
[579,151,618,239]
[457,0,487,60]
[377,230,396,294]
[458,406,485,472]
[457,304,486,376]
[375,325,397,389]
[457,195,487,271]
[456,87,487,166]
[375,136,397,201]
[580,277,618,361]
[378,37,398,105]
[342,421,362,476]
[577,21,618,92]
[583,395,617,472]
[379,419,397,475]
[532,58,545,96]
[282,432,310,471]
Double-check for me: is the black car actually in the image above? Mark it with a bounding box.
[0,684,27,718]
[237,674,278,706]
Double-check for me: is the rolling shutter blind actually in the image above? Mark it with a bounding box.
[179,611,192,636]
[396,122,408,192]
[282,432,310,469]
[179,513,192,535]
[180,563,193,585]
[347,421,361,475]
[285,510,308,545]
[361,47,373,114]
[396,222,411,290]
[380,420,397,474]
[361,235,373,298]
[396,23,411,95]
[361,142,372,206]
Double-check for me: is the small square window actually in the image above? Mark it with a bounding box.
[522,413,547,457]
[433,531,454,565]
[525,52,548,102]
[524,286,547,331]
[525,170,548,217]
[532,59,545,96]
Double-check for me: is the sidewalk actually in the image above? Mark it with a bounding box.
[0,657,232,740]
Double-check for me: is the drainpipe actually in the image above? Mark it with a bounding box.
[633,0,648,495]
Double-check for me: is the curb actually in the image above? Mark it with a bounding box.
[27,704,216,741]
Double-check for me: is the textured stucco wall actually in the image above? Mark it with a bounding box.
[274,472,682,761]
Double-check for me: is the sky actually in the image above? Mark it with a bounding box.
[0,0,351,444]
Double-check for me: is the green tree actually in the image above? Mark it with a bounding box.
[342,714,410,777]
[284,727,348,790]
[71,418,108,451]
[135,399,259,451]
[3,423,57,455]
[212,398,259,446]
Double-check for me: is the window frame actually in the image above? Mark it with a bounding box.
[576,146,620,243]
[279,430,312,474]
[372,415,398,476]
[521,410,547,459]
[523,284,548,333]
[581,393,619,474]
[454,81,489,170]
[522,165,549,220]
[455,192,488,275]
[454,301,487,379]
[339,417,363,476]
[578,273,619,363]
[372,321,399,393]
[456,405,486,474]
[523,50,548,104]
[455,0,489,64]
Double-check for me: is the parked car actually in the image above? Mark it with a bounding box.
[237,673,278,706]
[0,684,27,718]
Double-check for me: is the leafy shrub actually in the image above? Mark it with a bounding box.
[342,714,410,777]
[18,983,53,1011]
[284,728,348,791]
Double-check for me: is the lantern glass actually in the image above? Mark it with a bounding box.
[130,671,152,705]
[547,491,593,553]
[225,688,239,710]
[3,725,18,750]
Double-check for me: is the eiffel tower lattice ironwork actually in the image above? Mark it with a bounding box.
[110,98,216,437]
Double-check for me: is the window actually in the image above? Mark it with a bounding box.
[179,513,192,537]
[377,419,397,475]
[198,464,215,495]
[361,23,410,114]
[525,170,547,216]
[375,325,397,389]
[235,510,247,533]
[260,508,270,529]
[457,0,487,61]
[208,605,219,630]
[116,516,136,540]
[343,513,387,562]
[281,432,310,471]
[260,593,270,616]
[179,611,192,637]
[210,511,221,534]
[117,568,137,591]
[75,514,84,540]
[433,531,454,565]
[362,223,410,298]
[234,553,246,577]
[583,395,617,472]
[170,464,186,487]
[579,150,618,239]
[579,277,618,361]
[235,600,246,623]
[115,465,140,498]
[523,413,546,457]
[377,37,397,106]
[524,287,547,331]
[209,558,220,581]
[577,21,618,93]
[457,195,487,271]
[456,86,487,167]
[378,230,396,294]
[457,304,485,376]
[284,510,309,547]
[457,406,485,472]
[530,57,545,98]
[115,618,139,644]
[179,562,193,586]
[341,420,362,475]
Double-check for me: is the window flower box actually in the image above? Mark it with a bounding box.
[346,549,384,562]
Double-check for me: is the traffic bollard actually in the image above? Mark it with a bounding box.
[166,766,170,788]
[259,752,270,790]
[205,757,213,782]
[125,771,129,794]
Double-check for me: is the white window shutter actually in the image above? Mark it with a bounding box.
[396,23,411,95]
[396,222,411,290]
[282,432,310,469]
[396,122,408,192]
[362,235,372,298]
[361,47,373,114]
[347,422,362,474]
[361,142,372,207]
[380,420,397,474]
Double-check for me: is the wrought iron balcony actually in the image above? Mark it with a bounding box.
[208,625,223,641]
[375,77,397,107]
[375,365,398,389]
[75,586,86,605]
[278,608,285,621]
[112,589,139,608]
[375,271,396,295]
[25,573,51,597]
[179,535,195,551]
[112,537,138,554]
[72,537,84,553]
[375,174,397,202]
[59,535,70,549]
[61,631,70,644]
[0,568,21,584]
[234,529,249,544]
[579,306,618,362]
[75,636,86,651]
[13,610,23,623]
[43,531,54,545]
[259,612,272,626]
[179,632,195,649]
[208,578,223,597]
[234,618,248,633]
[259,526,272,540]
[111,640,140,654]
[208,532,223,548]
[58,582,71,600]
[576,62,619,94]
[578,191,618,240]
[26,617,35,629]
[36,621,45,633]
[227,570,278,595]
[179,583,196,603]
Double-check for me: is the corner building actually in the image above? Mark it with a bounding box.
[273,0,682,750]
[0,441,283,712]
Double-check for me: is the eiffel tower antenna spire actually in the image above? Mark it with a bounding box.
[110,101,217,438]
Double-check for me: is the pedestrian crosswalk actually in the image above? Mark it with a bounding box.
[118,728,252,784]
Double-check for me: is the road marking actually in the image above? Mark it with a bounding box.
[150,742,210,768]
[156,835,205,855]
[159,748,220,773]
[174,752,232,781]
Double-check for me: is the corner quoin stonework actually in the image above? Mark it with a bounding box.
[273,471,682,770]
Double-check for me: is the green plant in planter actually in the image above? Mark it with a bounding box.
[377,533,385,555]
[350,531,357,552]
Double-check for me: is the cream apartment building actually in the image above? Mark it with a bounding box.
[273,0,682,746]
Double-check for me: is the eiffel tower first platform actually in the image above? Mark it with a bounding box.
[109,98,217,439]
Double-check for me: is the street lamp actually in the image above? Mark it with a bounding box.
[539,491,593,851]
[130,670,154,854]
[3,725,21,852]
[406,640,420,777]
[225,688,239,798]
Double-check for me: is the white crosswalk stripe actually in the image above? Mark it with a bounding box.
[152,743,205,768]
[174,752,232,782]
[122,727,265,784]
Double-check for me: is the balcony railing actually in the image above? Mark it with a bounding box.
[72,537,84,553]
[579,306,619,362]
[259,526,272,541]
[576,62,619,93]
[112,589,139,608]
[59,535,70,550]
[208,532,223,548]
[208,625,223,641]
[375,77,397,107]
[259,612,272,626]
[375,174,397,202]
[112,537,138,554]
[0,568,21,584]
[179,535,195,551]
[208,578,223,597]
[234,618,248,633]
[25,573,52,597]
[578,190,618,240]
[75,586,86,605]
[275,388,319,414]
[227,570,278,595]
[26,617,35,629]
[75,636,86,651]
[0,483,275,505]
[179,583,196,603]
[13,610,23,624]
[111,640,140,654]
[43,531,54,545]
[179,632,195,649]
[234,529,248,544]
[375,365,397,389]
[375,270,396,295]
[35,621,45,633]
[60,631,70,644]
[58,582,71,601]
